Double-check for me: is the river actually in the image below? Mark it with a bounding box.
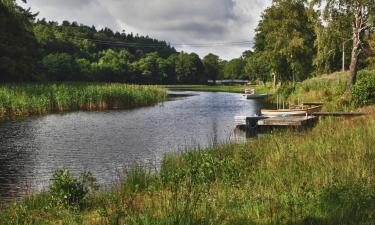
[0,91,262,201]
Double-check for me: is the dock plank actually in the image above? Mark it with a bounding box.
[258,116,317,126]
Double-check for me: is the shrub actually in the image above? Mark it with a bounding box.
[48,169,98,209]
[352,71,375,106]
[276,83,296,99]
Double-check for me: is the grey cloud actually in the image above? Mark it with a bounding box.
[19,0,271,59]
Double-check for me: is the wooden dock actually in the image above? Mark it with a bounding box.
[235,115,319,130]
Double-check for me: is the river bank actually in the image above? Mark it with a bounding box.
[1,106,374,224]
[0,83,167,119]
[1,73,375,224]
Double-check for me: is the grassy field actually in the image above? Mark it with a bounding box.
[165,84,272,94]
[0,83,167,118]
[1,74,375,224]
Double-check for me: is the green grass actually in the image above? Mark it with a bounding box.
[1,75,375,224]
[1,108,374,224]
[277,72,350,111]
[0,83,167,118]
[165,84,272,94]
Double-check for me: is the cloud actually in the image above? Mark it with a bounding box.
[18,0,271,59]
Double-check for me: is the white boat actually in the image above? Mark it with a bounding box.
[242,93,268,100]
[261,106,322,117]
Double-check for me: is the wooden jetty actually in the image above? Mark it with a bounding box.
[235,101,366,131]
[236,115,318,130]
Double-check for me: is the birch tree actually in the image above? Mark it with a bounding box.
[312,0,375,90]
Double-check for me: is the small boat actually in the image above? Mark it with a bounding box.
[261,106,322,117]
[242,93,268,100]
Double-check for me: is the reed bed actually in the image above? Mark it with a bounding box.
[0,83,167,118]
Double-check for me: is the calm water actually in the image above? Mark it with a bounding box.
[0,91,262,201]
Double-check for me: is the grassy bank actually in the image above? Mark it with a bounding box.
[165,84,271,94]
[274,70,375,112]
[1,107,374,224]
[281,72,349,111]
[1,74,375,224]
[0,83,167,118]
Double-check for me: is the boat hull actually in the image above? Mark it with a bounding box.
[261,106,322,117]
[242,94,268,100]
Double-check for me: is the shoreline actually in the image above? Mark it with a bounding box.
[1,73,375,224]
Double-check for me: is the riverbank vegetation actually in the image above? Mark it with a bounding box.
[0,83,166,118]
[1,72,375,224]
[1,106,375,224]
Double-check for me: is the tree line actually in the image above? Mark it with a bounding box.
[1,0,375,87]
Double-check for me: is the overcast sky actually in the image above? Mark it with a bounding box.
[18,0,272,60]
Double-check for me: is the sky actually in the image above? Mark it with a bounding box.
[18,0,272,60]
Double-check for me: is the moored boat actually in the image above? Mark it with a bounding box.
[261,105,322,117]
[242,93,268,100]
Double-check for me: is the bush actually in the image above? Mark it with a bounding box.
[276,83,296,99]
[48,169,98,209]
[351,71,375,106]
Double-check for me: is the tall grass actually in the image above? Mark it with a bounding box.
[282,72,349,111]
[1,107,375,224]
[1,75,375,224]
[0,83,167,118]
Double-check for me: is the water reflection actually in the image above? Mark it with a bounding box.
[0,91,262,201]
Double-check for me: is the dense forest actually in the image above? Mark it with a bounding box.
[1,0,375,85]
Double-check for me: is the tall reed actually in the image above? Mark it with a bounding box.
[0,83,167,118]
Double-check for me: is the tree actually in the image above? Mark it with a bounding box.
[254,0,316,83]
[245,52,272,82]
[96,49,133,82]
[313,10,352,74]
[223,58,245,79]
[312,0,375,89]
[42,53,77,81]
[203,53,220,83]
[174,52,205,84]
[0,0,39,82]
[132,52,167,84]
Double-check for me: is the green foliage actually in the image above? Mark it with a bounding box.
[276,83,296,99]
[244,52,272,82]
[42,53,77,81]
[352,70,375,106]
[48,169,98,209]
[203,53,220,81]
[254,0,316,83]
[313,12,352,74]
[223,58,245,80]
[171,52,206,84]
[0,83,167,118]
[283,72,350,111]
[0,0,39,82]
[122,167,158,194]
[132,52,168,84]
